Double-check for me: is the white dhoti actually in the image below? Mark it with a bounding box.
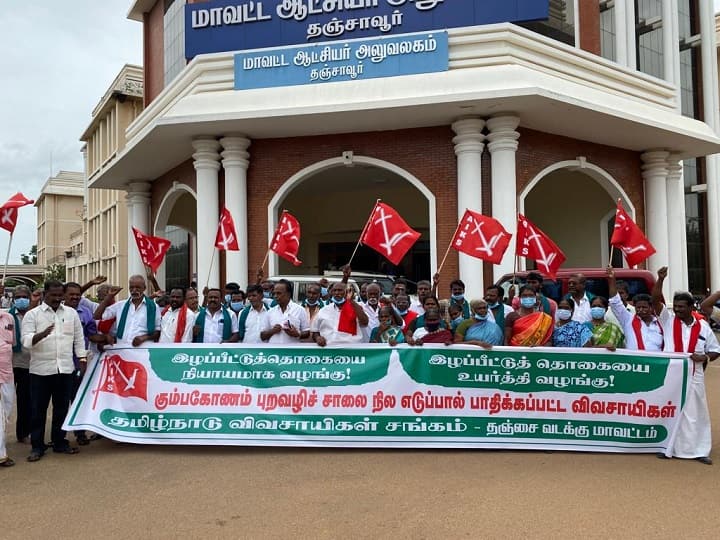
[0,381,16,460]
[667,368,712,459]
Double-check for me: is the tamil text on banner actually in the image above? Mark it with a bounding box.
[64,344,690,453]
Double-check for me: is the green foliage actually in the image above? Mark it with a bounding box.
[20,244,37,265]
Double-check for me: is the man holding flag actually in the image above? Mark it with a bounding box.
[311,282,369,346]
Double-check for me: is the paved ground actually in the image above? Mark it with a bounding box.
[3,365,720,539]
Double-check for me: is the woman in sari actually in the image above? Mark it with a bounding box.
[454,299,503,349]
[504,286,554,346]
[552,297,593,348]
[405,296,446,341]
[585,296,624,350]
[411,308,454,345]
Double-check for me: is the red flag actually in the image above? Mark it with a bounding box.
[360,202,421,265]
[452,209,512,264]
[271,211,302,266]
[98,354,148,401]
[97,318,116,334]
[610,201,656,267]
[0,192,34,233]
[215,207,239,251]
[516,214,566,279]
[337,299,358,335]
[132,227,171,273]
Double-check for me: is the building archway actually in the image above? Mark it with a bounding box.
[154,183,197,290]
[519,160,634,269]
[268,157,436,280]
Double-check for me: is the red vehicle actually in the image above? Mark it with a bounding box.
[496,268,656,303]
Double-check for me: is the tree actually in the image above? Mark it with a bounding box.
[44,263,66,282]
[21,244,37,265]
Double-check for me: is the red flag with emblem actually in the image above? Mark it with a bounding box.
[452,209,512,264]
[97,354,148,401]
[515,214,566,279]
[270,211,302,266]
[610,200,656,267]
[215,207,239,251]
[0,192,34,233]
[360,202,421,265]
[132,227,171,273]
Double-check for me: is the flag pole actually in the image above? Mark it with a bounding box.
[348,199,381,267]
[608,246,616,267]
[436,214,464,276]
[2,231,14,285]
[513,254,519,296]
[260,248,271,272]
[205,247,217,290]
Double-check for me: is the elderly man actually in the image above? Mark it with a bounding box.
[185,288,200,313]
[194,288,239,343]
[3,284,32,443]
[311,282,369,346]
[95,275,161,347]
[301,283,324,327]
[652,268,719,465]
[22,280,87,461]
[261,280,309,343]
[160,288,195,343]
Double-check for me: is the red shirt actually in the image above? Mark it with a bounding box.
[402,310,418,329]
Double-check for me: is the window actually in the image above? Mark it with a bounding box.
[164,225,191,291]
[518,0,576,46]
[599,1,616,61]
[164,0,186,86]
[636,0,663,79]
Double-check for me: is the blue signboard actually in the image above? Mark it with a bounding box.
[234,31,448,90]
[186,0,549,59]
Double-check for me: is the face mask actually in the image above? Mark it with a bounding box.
[557,309,572,321]
[305,299,318,306]
[590,307,606,320]
[426,322,440,331]
[451,294,464,302]
[453,316,464,324]
[487,302,499,309]
[520,297,536,309]
[367,297,378,306]
[321,287,328,296]
[263,291,271,299]
[230,302,244,312]
[474,313,488,321]
[396,308,408,316]
[224,294,232,304]
[13,298,30,310]
[332,297,346,306]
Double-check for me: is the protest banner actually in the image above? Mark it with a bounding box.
[64,344,690,453]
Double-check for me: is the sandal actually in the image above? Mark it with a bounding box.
[53,446,79,455]
[0,458,15,467]
[27,451,44,462]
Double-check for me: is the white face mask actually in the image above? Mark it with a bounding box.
[557,309,572,321]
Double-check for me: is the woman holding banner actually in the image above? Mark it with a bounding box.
[504,286,553,347]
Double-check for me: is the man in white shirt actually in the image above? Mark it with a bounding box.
[159,288,196,343]
[261,279,309,344]
[606,266,663,351]
[312,282,369,346]
[409,280,431,315]
[95,275,161,347]
[653,267,720,464]
[21,280,87,461]
[193,289,239,343]
[699,289,720,324]
[237,285,267,344]
[567,273,592,323]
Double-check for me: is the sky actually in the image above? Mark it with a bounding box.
[0,1,141,264]
[1,1,720,265]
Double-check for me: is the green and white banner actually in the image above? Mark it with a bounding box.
[64,344,691,452]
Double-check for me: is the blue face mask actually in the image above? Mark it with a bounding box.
[395,308,408,316]
[13,298,30,311]
[557,309,572,321]
[474,313,489,321]
[230,302,244,312]
[453,316,464,324]
[332,297,346,305]
[224,294,232,304]
[321,287,328,296]
[305,299,318,306]
[520,297,536,309]
[263,291,271,299]
[487,301,500,309]
[590,307,607,320]
[451,293,464,302]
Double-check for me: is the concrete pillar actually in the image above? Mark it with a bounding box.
[192,138,221,295]
[614,0,636,69]
[641,150,670,292]
[666,157,688,293]
[125,181,151,280]
[451,117,485,298]
[486,115,520,282]
[220,135,251,288]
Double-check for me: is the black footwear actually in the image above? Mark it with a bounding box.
[0,458,15,467]
[52,446,79,455]
[656,453,671,459]
[697,456,713,465]
[27,451,44,462]
[76,435,90,446]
